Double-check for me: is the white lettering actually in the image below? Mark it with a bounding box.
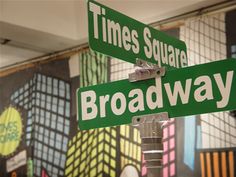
[175,48,180,68]
[102,15,107,42]
[131,30,140,54]
[180,51,187,67]
[143,27,152,59]
[153,39,161,67]
[128,89,144,113]
[107,19,122,47]
[81,90,97,120]
[214,71,234,108]
[164,79,192,106]
[160,42,168,65]
[111,92,127,115]
[89,2,101,39]
[122,26,131,51]
[168,45,175,67]
[146,77,163,109]
[99,95,110,117]
[194,76,213,102]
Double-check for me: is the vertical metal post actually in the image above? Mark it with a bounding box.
[129,59,167,176]
[132,112,169,177]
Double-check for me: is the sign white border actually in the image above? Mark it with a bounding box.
[6,150,27,172]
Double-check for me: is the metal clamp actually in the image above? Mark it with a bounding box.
[132,112,169,175]
[129,59,165,82]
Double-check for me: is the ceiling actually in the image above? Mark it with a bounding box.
[0,0,226,68]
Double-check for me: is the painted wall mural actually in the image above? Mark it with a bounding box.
[10,73,70,177]
[199,149,235,177]
[0,107,23,156]
[162,120,176,177]
[0,58,72,177]
[1,10,236,177]
[65,50,142,177]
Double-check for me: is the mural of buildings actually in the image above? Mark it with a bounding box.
[65,127,117,177]
[199,148,235,177]
[226,10,236,59]
[119,125,142,171]
[64,125,142,177]
[162,120,176,177]
[231,45,236,58]
[64,50,143,177]
[180,12,236,150]
[10,73,71,177]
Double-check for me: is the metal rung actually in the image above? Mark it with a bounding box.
[142,137,162,143]
[143,153,162,160]
[142,143,163,152]
[146,160,163,168]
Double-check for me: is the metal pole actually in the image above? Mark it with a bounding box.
[148,169,162,177]
[129,59,168,176]
[132,112,169,177]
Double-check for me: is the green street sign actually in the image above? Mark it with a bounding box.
[77,59,236,130]
[87,0,188,70]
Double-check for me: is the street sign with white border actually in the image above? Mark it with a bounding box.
[77,59,236,130]
[88,0,188,70]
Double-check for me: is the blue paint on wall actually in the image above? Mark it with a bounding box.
[184,115,196,171]
[196,126,202,149]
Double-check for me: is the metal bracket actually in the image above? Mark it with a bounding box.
[129,59,165,82]
[131,112,169,172]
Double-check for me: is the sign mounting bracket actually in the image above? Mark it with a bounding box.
[128,59,166,82]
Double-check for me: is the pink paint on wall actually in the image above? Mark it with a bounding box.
[142,166,147,176]
[163,127,168,140]
[162,120,176,177]
[169,124,175,136]
[141,154,147,176]
[163,167,168,177]
[170,138,175,149]
[41,168,49,177]
[163,141,168,152]
[163,154,168,165]
[170,150,175,162]
[170,163,175,176]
